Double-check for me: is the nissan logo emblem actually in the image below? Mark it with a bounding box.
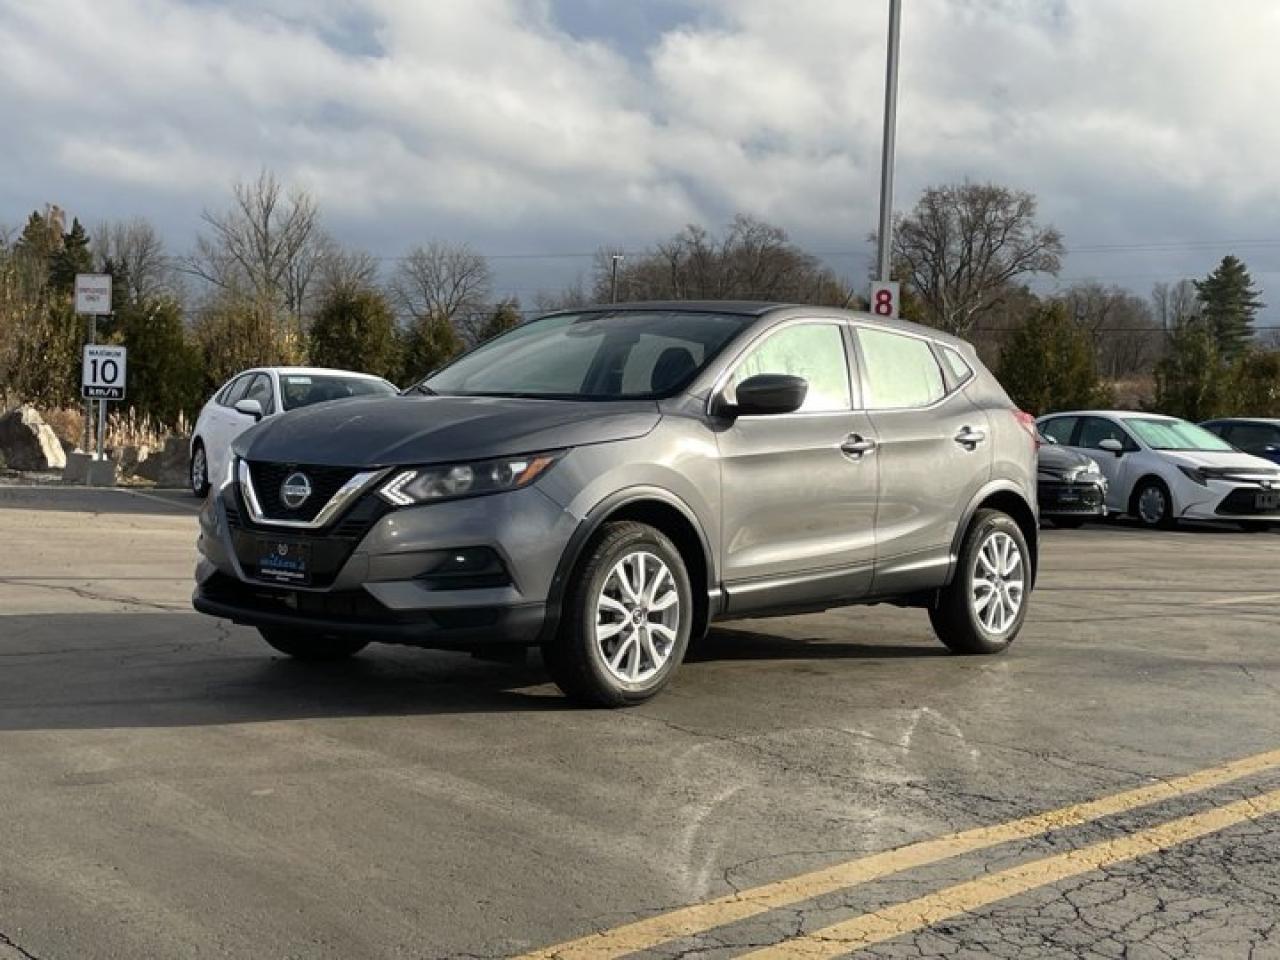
[280,472,312,510]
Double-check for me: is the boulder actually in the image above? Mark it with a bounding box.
[0,405,67,471]
[137,437,191,489]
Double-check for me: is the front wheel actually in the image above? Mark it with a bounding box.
[929,509,1030,655]
[190,441,210,498]
[1131,478,1176,529]
[542,521,692,707]
[258,628,368,661]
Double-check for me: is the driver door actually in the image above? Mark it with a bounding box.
[1072,416,1138,511]
[714,321,879,615]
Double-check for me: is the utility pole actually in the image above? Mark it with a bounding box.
[610,254,623,303]
[875,0,902,282]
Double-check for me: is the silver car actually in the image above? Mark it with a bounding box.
[194,303,1039,705]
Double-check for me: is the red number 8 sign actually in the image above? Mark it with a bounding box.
[869,281,899,319]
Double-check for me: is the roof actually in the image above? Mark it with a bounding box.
[264,366,390,381]
[1201,416,1280,425]
[545,300,970,348]
[1039,410,1179,420]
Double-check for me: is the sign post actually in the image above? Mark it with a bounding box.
[74,273,113,455]
[82,344,127,462]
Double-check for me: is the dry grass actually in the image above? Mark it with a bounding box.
[37,406,190,452]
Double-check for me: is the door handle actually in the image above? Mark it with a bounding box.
[840,434,877,459]
[954,426,987,448]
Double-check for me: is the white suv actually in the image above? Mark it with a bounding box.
[1037,410,1280,530]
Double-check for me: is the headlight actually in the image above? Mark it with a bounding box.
[1177,465,1209,487]
[1083,458,1102,476]
[378,451,562,506]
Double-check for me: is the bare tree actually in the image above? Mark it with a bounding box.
[1060,282,1159,378]
[887,182,1064,335]
[390,241,492,339]
[185,169,322,318]
[314,238,380,300]
[93,217,173,303]
[1151,279,1201,330]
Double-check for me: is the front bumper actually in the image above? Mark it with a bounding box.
[1038,477,1107,517]
[194,477,578,648]
[1177,481,1280,521]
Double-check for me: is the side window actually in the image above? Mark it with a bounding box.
[940,345,974,385]
[220,375,252,408]
[1227,423,1280,454]
[1078,417,1134,451]
[244,373,275,414]
[857,328,945,410]
[1039,416,1078,445]
[727,323,851,413]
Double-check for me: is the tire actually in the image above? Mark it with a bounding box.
[929,509,1030,655]
[258,628,368,661]
[190,440,210,498]
[1130,478,1176,530]
[542,521,693,707]
[1053,517,1087,529]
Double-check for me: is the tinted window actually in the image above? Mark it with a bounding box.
[423,311,753,399]
[1225,423,1280,455]
[941,346,974,384]
[1040,416,1078,445]
[1078,417,1134,451]
[279,374,397,411]
[727,323,851,413]
[243,373,275,414]
[857,328,945,410]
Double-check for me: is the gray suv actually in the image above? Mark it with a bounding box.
[194,302,1038,705]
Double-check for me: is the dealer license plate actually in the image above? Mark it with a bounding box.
[1257,491,1280,511]
[256,538,311,585]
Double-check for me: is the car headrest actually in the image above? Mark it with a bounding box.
[650,346,697,393]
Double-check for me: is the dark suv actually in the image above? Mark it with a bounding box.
[194,303,1039,705]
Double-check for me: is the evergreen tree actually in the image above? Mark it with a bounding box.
[996,302,1108,415]
[1194,255,1264,359]
[115,297,205,426]
[1154,321,1231,421]
[475,298,522,342]
[49,218,92,295]
[309,286,400,382]
[401,314,461,385]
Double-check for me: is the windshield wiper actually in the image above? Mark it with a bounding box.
[411,383,436,396]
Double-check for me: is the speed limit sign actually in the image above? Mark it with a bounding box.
[82,344,127,400]
[869,280,900,319]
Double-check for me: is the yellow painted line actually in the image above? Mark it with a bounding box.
[742,786,1280,959]
[1200,593,1280,606]
[516,748,1280,959]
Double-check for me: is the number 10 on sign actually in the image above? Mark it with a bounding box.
[869,280,900,319]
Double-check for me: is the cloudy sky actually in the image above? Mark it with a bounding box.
[2,0,1278,321]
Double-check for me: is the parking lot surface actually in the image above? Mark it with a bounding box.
[1,486,1278,959]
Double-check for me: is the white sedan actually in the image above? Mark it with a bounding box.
[189,367,398,496]
[1036,410,1280,530]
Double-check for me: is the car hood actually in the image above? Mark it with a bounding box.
[233,395,661,467]
[1160,449,1280,475]
[1038,444,1094,473]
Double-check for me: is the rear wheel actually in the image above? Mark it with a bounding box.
[1131,478,1176,529]
[542,521,692,707]
[929,509,1029,655]
[258,628,368,661]
[190,441,210,498]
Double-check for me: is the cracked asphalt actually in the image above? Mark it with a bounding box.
[1,486,1278,959]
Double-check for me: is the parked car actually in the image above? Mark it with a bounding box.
[1037,410,1280,530]
[1200,418,1280,465]
[193,302,1040,706]
[1036,433,1107,527]
[190,367,398,497]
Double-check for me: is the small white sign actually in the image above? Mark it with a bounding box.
[82,344,127,400]
[75,273,113,316]
[869,280,900,320]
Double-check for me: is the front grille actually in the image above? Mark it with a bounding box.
[1039,480,1105,515]
[1216,487,1280,516]
[246,461,361,522]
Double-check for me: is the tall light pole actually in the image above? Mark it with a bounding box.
[610,254,623,303]
[875,0,902,282]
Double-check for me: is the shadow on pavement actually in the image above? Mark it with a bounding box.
[0,485,199,516]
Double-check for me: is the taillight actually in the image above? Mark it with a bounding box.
[1013,409,1039,448]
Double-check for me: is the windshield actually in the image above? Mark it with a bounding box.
[421,310,755,400]
[1125,417,1235,452]
[279,374,396,411]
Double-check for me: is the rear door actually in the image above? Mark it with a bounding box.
[716,320,879,614]
[855,326,992,594]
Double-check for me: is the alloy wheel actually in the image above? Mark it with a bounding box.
[594,550,680,683]
[191,446,207,493]
[970,530,1025,635]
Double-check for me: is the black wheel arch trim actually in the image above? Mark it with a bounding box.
[542,486,718,642]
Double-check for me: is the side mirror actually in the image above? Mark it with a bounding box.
[234,398,264,422]
[1098,438,1124,456]
[720,374,808,417]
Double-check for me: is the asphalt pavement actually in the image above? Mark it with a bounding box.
[1,486,1278,959]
